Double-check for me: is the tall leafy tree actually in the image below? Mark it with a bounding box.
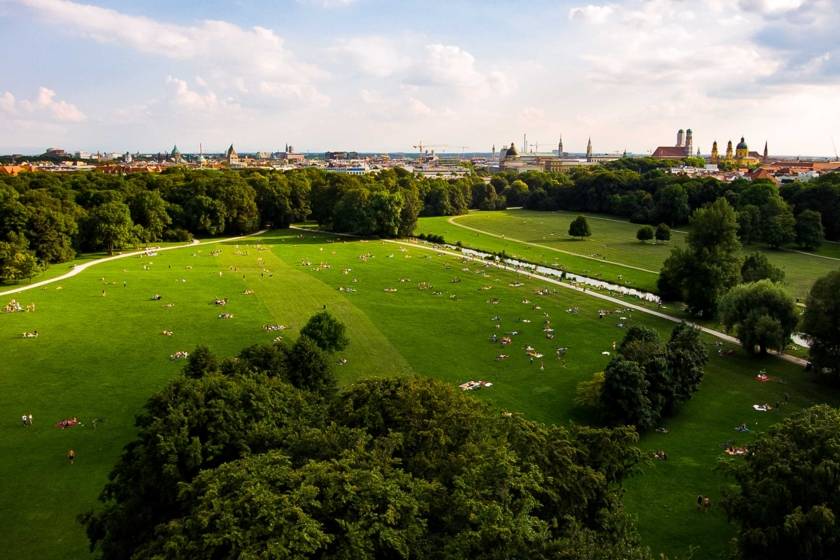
[654,223,671,243]
[128,191,171,242]
[658,198,742,317]
[795,209,824,250]
[761,197,796,249]
[719,280,798,355]
[89,201,134,255]
[801,271,840,383]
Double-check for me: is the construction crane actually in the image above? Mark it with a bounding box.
[457,145,470,157]
[528,142,546,154]
[412,142,448,154]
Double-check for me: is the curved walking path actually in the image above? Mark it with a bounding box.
[0,230,267,297]
[290,225,806,368]
[447,215,661,274]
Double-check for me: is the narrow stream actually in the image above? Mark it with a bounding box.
[452,246,661,303]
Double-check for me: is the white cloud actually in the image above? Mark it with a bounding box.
[568,4,615,24]
[1,86,86,122]
[330,36,410,77]
[21,0,329,110]
[166,76,236,112]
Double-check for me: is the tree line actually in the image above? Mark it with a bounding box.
[490,159,835,248]
[0,167,501,282]
[82,312,655,560]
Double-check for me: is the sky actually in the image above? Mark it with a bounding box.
[1,0,839,156]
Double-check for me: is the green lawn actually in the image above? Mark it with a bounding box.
[417,209,840,300]
[0,229,836,560]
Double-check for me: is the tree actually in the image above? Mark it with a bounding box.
[741,252,785,283]
[655,223,671,243]
[723,405,840,560]
[134,448,432,560]
[287,335,337,397]
[600,358,655,430]
[299,311,349,352]
[595,325,705,429]
[719,280,798,355]
[89,201,134,255]
[658,198,742,317]
[128,191,171,242]
[81,373,324,559]
[801,271,840,383]
[737,204,762,245]
[761,197,796,249]
[636,225,654,242]
[86,367,653,560]
[182,345,219,379]
[665,323,708,410]
[568,215,591,238]
[0,235,40,283]
[795,209,824,250]
[653,184,690,226]
[575,371,605,409]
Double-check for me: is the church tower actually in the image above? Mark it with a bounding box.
[726,140,734,160]
[226,144,239,166]
[685,129,693,156]
[677,129,684,147]
[763,141,769,162]
[711,141,719,164]
[586,138,593,161]
[735,137,749,161]
[558,136,564,157]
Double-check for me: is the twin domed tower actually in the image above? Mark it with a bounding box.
[710,137,767,166]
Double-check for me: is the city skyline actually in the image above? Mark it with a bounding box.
[1,0,839,156]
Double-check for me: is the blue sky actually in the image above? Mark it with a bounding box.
[1,0,838,155]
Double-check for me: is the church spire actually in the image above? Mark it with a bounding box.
[763,141,769,162]
[586,137,592,160]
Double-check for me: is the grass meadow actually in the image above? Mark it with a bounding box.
[1,229,837,559]
[417,209,840,300]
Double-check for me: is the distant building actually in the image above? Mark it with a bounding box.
[652,128,693,159]
[325,151,360,160]
[226,144,242,168]
[713,137,762,168]
[171,145,182,163]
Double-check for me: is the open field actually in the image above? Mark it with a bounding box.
[417,209,840,300]
[1,229,836,560]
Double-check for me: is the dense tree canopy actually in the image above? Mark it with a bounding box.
[596,324,707,430]
[795,209,824,250]
[801,271,840,383]
[741,252,785,284]
[83,335,654,560]
[724,405,840,560]
[658,198,742,317]
[719,280,798,355]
